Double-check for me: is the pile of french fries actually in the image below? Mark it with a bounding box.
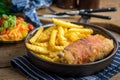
[26,18,93,62]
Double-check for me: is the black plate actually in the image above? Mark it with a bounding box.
[25,23,118,77]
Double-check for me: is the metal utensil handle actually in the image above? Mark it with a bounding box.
[79,12,111,19]
[83,7,117,13]
[52,7,117,16]
[45,7,56,13]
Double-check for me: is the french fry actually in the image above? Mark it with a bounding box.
[44,26,57,34]
[64,28,68,34]
[49,52,58,58]
[26,43,49,54]
[29,26,44,43]
[32,42,48,47]
[49,29,57,51]
[66,33,80,41]
[57,26,68,46]
[55,46,65,51]
[55,38,59,45]
[37,54,53,62]
[37,33,49,42]
[78,34,90,38]
[68,28,93,34]
[52,18,83,28]
[37,26,56,42]
[53,56,60,62]
[49,52,60,62]
[65,32,90,41]
[49,29,65,51]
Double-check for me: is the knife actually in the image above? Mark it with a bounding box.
[38,13,111,19]
[38,14,70,18]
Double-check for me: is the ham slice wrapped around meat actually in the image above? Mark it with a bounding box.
[60,34,114,64]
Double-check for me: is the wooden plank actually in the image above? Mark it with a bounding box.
[0,41,26,67]
[0,67,27,80]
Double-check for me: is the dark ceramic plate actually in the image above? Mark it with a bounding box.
[25,23,118,77]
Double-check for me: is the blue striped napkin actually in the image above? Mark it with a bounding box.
[11,42,120,80]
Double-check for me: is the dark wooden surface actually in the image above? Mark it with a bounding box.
[0,0,120,80]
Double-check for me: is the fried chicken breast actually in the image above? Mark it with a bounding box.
[60,34,114,64]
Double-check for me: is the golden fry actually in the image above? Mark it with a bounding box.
[37,33,49,42]
[65,32,90,41]
[68,28,93,34]
[49,29,57,51]
[78,34,90,38]
[44,26,56,34]
[58,26,68,46]
[52,18,83,28]
[37,26,56,42]
[26,43,49,54]
[64,28,68,34]
[37,54,53,62]
[55,38,59,45]
[32,42,48,47]
[53,56,60,62]
[49,29,65,51]
[55,46,65,51]
[66,33,80,41]
[49,52,58,58]
[29,26,44,43]
[49,52,60,62]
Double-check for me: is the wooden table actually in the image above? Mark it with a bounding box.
[0,0,120,80]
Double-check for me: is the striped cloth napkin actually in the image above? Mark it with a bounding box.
[11,42,120,80]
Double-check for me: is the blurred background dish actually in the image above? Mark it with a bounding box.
[56,0,100,9]
[77,0,100,9]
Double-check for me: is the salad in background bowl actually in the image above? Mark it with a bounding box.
[0,14,34,43]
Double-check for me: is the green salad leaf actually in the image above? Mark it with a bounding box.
[0,14,16,32]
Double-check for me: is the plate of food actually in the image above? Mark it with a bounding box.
[25,18,118,76]
[0,14,34,43]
